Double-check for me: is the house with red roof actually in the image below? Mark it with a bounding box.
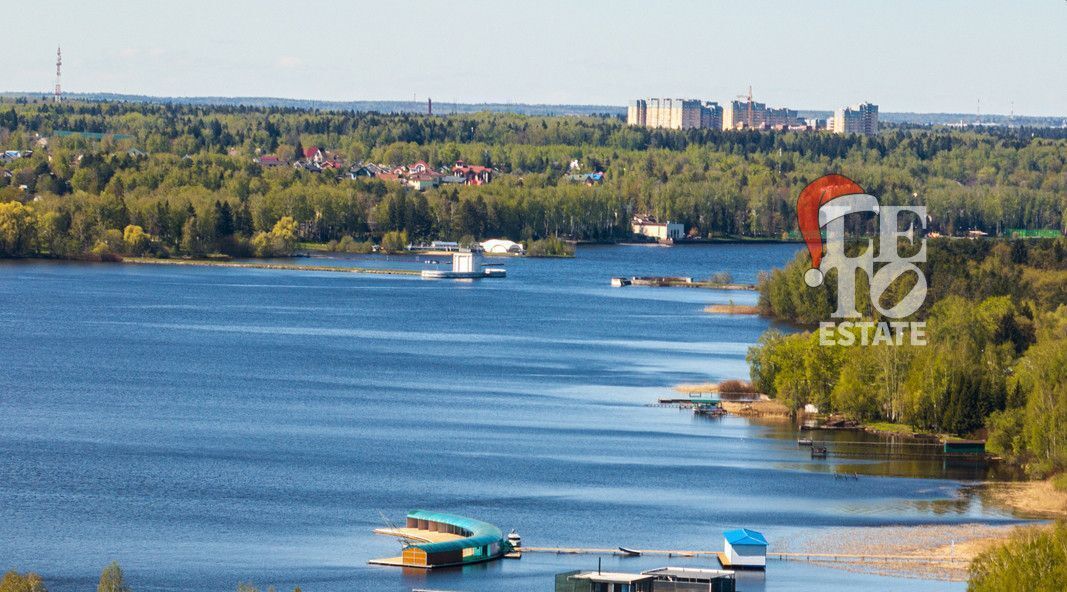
[408,160,434,174]
[303,146,326,163]
[407,171,443,191]
[451,161,494,185]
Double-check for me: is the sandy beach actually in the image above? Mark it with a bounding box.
[703,304,762,315]
[783,480,1067,581]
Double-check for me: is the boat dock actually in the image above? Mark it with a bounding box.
[369,511,513,569]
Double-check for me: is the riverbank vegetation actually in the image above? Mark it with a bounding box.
[748,238,1067,477]
[0,100,1065,262]
[968,521,1067,591]
[526,235,575,257]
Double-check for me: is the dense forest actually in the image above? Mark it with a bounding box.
[0,99,1065,259]
[749,238,1067,477]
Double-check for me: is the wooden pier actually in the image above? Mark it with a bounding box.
[521,546,970,565]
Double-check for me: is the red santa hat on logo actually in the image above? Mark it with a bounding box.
[796,174,867,287]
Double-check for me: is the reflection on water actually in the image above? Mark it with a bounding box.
[733,418,1027,482]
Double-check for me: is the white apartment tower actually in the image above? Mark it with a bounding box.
[833,102,879,136]
[628,99,721,130]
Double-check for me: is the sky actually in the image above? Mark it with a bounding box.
[6,0,1066,115]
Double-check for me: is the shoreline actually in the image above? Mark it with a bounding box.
[120,257,421,276]
[783,522,1032,582]
[786,478,1067,582]
[703,304,762,315]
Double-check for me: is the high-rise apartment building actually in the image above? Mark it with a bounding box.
[628,99,722,130]
[721,101,798,130]
[833,102,879,135]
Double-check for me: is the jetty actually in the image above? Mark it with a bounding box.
[521,547,970,565]
[611,276,756,290]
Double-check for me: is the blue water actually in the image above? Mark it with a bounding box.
[0,244,1015,592]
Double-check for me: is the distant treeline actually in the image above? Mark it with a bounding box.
[0,100,1065,260]
[4,93,1064,126]
[749,238,1067,476]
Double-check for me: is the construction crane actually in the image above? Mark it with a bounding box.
[735,85,754,128]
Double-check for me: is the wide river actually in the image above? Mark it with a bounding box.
[0,244,1019,592]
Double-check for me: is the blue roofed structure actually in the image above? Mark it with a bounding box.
[722,529,768,569]
[723,529,768,546]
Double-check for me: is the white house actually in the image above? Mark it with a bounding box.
[723,528,767,568]
[632,216,684,241]
[480,239,525,255]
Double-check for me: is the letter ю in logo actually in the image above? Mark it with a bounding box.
[796,174,929,345]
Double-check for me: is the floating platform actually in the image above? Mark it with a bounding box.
[369,510,511,569]
[420,268,506,279]
[715,552,766,570]
[421,251,505,280]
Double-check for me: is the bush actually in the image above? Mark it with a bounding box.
[710,271,733,284]
[527,235,575,257]
[719,379,756,395]
[969,522,1067,591]
[335,235,374,254]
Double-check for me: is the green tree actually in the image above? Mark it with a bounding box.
[1015,307,1067,475]
[380,229,409,253]
[0,570,47,592]
[97,562,129,592]
[123,225,152,255]
[0,201,37,256]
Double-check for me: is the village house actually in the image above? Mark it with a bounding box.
[407,160,434,174]
[294,160,322,173]
[565,171,605,185]
[407,171,442,191]
[1,150,28,162]
[303,146,326,163]
[349,162,388,179]
[451,161,493,185]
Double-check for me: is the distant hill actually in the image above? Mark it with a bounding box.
[2,92,1065,127]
